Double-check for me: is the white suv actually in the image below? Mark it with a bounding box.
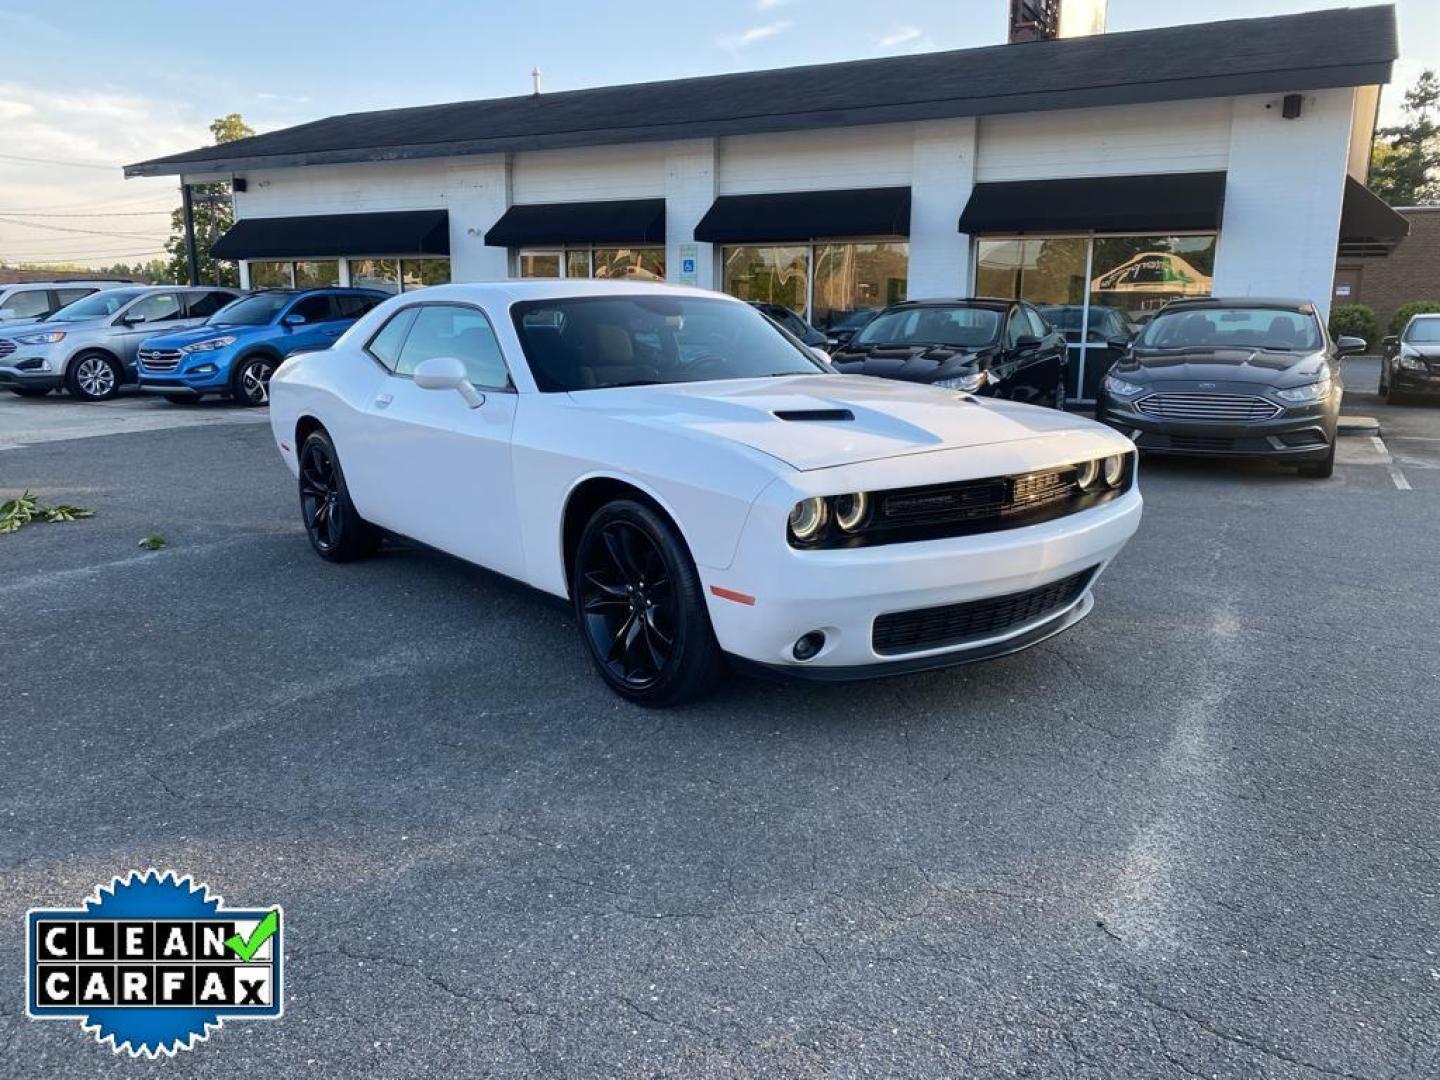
[0,280,136,330]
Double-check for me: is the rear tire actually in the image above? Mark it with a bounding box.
[573,499,725,707]
[1298,437,1336,479]
[298,429,381,562]
[65,352,122,401]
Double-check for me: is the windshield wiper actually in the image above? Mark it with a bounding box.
[599,379,662,389]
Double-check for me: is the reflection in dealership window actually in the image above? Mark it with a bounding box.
[350,259,400,294]
[294,260,340,289]
[812,242,908,331]
[592,248,666,281]
[975,237,1087,306]
[520,252,562,278]
[248,261,293,289]
[1088,236,1216,321]
[722,246,809,318]
[401,259,451,292]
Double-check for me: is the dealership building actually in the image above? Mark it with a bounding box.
[127,5,1404,400]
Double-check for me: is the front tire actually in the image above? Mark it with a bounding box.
[232,354,277,407]
[1298,436,1336,479]
[298,429,381,562]
[573,499,725,707]
[65,352,121,401]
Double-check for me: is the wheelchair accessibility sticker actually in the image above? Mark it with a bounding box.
[25,869,283,1057]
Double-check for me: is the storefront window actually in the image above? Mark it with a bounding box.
[975,237,1087,306]
[520,252,562,278]
[812,242,908,331]
[247,261,293,289]
[294,260,340,289]
[593,247,666,281]
[1088,235,1216,321]
[566,250,591,279]
[722,246,809,317]
[401,259,451,292]
[350,259,400,294]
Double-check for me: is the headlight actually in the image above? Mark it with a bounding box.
[15,330,64,345]
[182,335,237,353]
[787,497,828,543]
[1103,374,1144,397]
[834,492,869,532]
[1275,378,1331,404]
[1075,459,1101,491]
[1398,348,1427,371]
[1102,454,1128,488]
[932,370,987,392]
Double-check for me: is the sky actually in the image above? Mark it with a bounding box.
[0,0,1434,268]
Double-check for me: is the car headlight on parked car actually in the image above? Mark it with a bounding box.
[182,335,237,353]
[787,497,829,543]
[1075,459,1101,490]
[932,370,987,392]
[834,492,869,532]
[1275,376,1332,404]
[15,329,64,345]
[1102,454,1128,488]
[1397,347,1427,371]
[1103,374,1144,397]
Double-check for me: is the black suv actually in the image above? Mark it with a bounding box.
[827,298,1068,408]
[1095,297,1366,478]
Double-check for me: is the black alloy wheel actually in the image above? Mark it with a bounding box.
[574,500,724,707]
[233,354,277,406]
[298,429,380,562]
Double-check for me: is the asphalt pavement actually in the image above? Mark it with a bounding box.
[0,371,1436,1078]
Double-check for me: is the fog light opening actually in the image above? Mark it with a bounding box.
[792,631,827,662]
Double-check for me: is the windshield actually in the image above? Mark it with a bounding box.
[1404,318,1440,344]
[45,289,144,322]
[1137,307,1322,352]
[510,295,826,392]
[853,306,1000,349]
[209,292,293,326]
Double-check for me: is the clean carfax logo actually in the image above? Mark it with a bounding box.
[25,869,283,1057]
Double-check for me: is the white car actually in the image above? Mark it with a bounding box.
[268,281,1142,706]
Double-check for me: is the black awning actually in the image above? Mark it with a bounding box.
[483,199,665,247]
[694,187,911,243]
[1339,176,1410,243]
[958,172,1226,234]
[211,209,449,260]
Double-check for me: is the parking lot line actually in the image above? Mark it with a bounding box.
[1370,435,1413,491]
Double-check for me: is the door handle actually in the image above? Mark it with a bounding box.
[323,329,342,337]
[374,393,393,409]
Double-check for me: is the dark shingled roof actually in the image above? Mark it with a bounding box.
[126,6,1398,178]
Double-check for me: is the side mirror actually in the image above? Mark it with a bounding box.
[282,313,306,327]
[1382,334,1398,348]
[1014,334,1042,352]
[413,355,484,408]
[1335,335,1368,356]
[808,345,831,363]
[0,309,14,321]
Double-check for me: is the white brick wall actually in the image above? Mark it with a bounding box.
[717,125,915,195]
[910,119,976,298]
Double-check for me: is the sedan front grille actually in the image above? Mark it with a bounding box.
[0,340,15,359]
[1134,392,1281,423]
[138,348,182,372]
[872,567,1095,656]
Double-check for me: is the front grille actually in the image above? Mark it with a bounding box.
[138,348,182,372]
[1169,434,1236,452]
[872,567,1095,656]
[0,340,15,359]
[1135,392,1281,423]
[876,467,1077,529]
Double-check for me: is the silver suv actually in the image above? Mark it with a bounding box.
[0,285,242,400]
[0,279,136,331]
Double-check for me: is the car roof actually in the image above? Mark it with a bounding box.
[1159,296,1315,314]
[882,297,1016,311]
[405,280,743,305]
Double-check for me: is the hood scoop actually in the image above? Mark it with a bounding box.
[773,408,854,422]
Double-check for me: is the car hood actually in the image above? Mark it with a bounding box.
[827,343,988,383]
[1402,343,1440,360]
[0,316,44,331]
[565,373,1095,471]
[141,323,266,349]
[0,315,109,340]
[1115,347,1328,387]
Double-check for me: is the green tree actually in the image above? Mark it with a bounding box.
[163,113,254,286]
[1370,70,1440,206]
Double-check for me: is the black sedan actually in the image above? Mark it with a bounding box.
[1095,297,1366,479]
[1379,314,1440,403]
[827,298,1068,409]
[747,302,832,350]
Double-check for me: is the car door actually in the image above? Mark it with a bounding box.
[353,302,524,578]
[1024,304,1066,404]
[111,292,190,367]
[277,294,339,356]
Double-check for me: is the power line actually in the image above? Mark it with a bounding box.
[0,209,173,218]
[1,250,168,265]
[0,152,121,171]
[0,216,162,241]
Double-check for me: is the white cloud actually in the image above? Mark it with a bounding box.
[879,26,936,51]
[719,19,794,50]
[755,0,792,8]
[0,81,211,266]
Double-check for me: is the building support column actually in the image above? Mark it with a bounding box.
[445,154,512,282]
[909,118,977,299]
[665,139,718,290]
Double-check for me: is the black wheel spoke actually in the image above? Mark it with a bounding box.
[580,516,678,689]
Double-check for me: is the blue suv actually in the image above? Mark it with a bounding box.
[136,288,388,405]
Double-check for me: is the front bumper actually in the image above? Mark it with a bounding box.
[137,355,234,394]
[0,362,61,391]
[1098,396,1335,459]
[1392,365,1440,395]
[702,487,1142,675]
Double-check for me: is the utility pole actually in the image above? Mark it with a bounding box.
[180,182,199,286]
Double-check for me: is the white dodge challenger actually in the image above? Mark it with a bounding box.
[269,281,1142,706]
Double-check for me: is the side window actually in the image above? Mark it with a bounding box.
[55,288,97,308]
[366,307,419,371]
[126,293,183,324]
[3,289,52,319]
[333,294,382,319]
[1004,308,1027,348]
[288,295,335,324]
[187,291,235,318]
[394,304,509,388]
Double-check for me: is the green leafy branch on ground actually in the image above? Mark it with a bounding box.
[0,491,95,534]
